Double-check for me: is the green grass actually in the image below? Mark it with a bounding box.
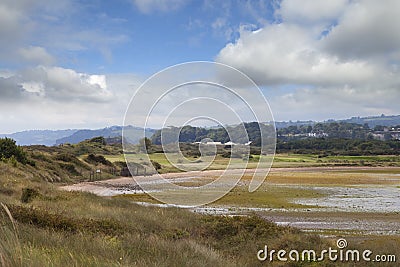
[105,153,400,174]
[212,185,325,208]
[116,184,325,209]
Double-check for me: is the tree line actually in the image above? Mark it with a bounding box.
[277,138,400,155]
[150,122,275,146]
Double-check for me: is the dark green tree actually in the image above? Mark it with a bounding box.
[139,137,152,152]
[0,137,27,164]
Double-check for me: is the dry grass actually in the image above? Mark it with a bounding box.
[0,203,22,267]
[0,189,334,266]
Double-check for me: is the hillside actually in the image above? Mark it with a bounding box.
[1,137,123,183]
[341,114,400,127]
[274,114,400,129]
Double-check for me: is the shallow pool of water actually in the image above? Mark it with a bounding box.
[293,185,400,212]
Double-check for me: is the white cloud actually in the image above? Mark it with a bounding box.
[268,85,400,121]
[216,0,400,120]
[0,76,26,100]
[217,23,377,86]
[321,0,400,59]
[0,70,144,133]
[132,0,186,14]
[25,66,113,102]
[18,46,55,65]
[277,0,348,24]
[0,0,34,62]
[0,66,113,103]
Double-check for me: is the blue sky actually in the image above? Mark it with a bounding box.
[33,0,274,74]
[1,0,400,133]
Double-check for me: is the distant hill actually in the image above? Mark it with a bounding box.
[274,120,315,129]
[274,114,400,129]
[340,114,400,128]
[55,126,156,145]
[0,126,156,146]
[2,114,399,146]
[0,129,78,146]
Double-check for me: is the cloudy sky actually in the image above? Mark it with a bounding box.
[1,0,399,133]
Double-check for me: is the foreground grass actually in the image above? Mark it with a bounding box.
[0,187,339,267]
[1,190,398,266]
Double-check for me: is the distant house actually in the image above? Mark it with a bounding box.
[193,140,253,146]
[205,141,222,145]
[224,141,236,146]
[393,133,400,140]
[308,132,329,138]
[372,130,400,141]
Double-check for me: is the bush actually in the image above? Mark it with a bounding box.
[0,138,27,164]
[221,151,242,158]
[54,153,77,162]
[114,161,127,168]
[85,154,113,166]
[58,163,80,176]
[151,160,162,170]
[21,188,40,203]
[88,136,106,145]
[221,151,231,158]
[3,204,123,236]
[8,155,18,167]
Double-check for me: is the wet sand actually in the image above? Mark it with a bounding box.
[60,166,400,235]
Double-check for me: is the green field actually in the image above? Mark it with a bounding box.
[104,153,400,173]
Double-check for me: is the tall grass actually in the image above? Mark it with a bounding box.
[0,203,22,267]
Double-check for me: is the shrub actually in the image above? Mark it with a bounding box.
[54,153,87,170]
[221,151,242,158]
[2,205,123,236]
[151,160,162,170]
[54,153,76,162]
[58,163,80,176]
[21,188,40,203]
[88,136,106,145]
[85,154,113,166]
[8,155,18,167]
[0,138,27,164]
[221,151,230,158]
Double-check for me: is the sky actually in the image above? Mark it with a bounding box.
[1,0,400,133]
